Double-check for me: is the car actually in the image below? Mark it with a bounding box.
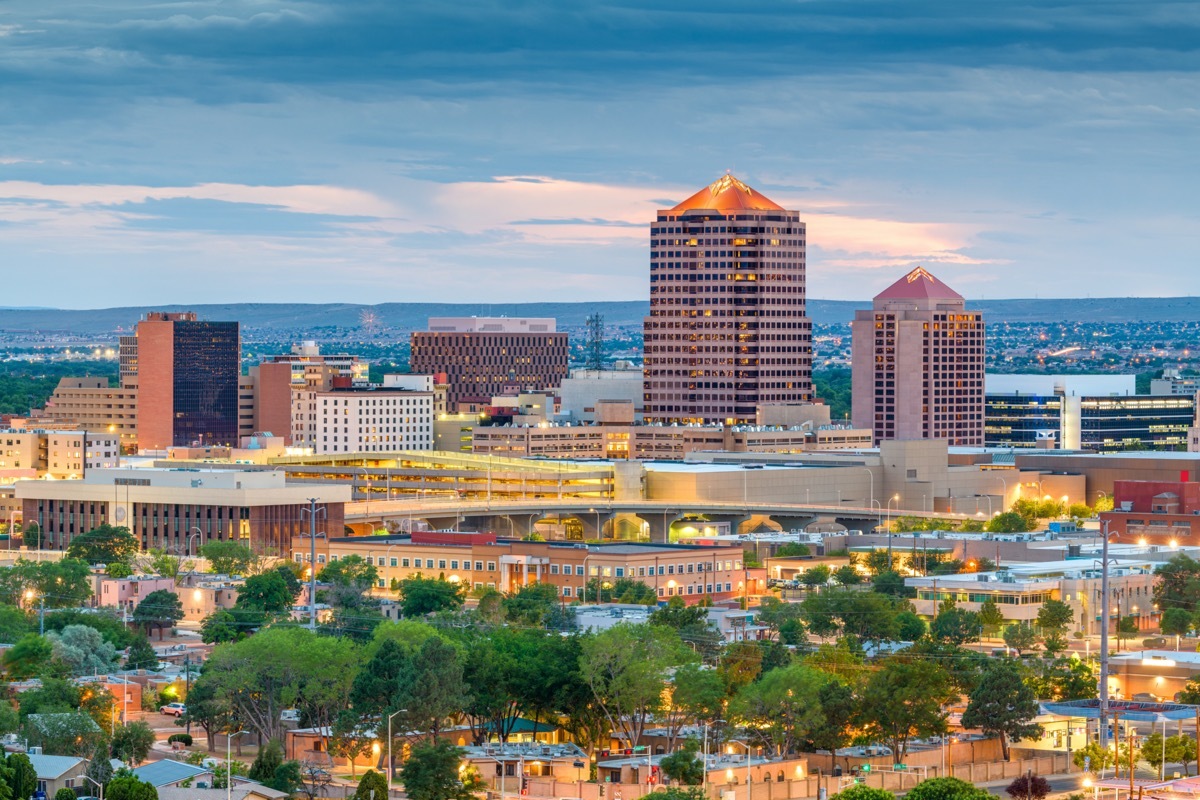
[160,702,187,717]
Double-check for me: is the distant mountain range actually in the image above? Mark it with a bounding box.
[1,297,1197,335]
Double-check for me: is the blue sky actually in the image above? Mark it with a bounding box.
[1,1,1197,307]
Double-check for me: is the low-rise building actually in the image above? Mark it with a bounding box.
[301,531,766,606]
[1100,480,1200,545]
[130,760,214,789]
[27,754,86,798]
[94,575,177,613]
[0,429,119,483]
[175,575,243,622]
[291,371,434,454]
[15,467,350,557]
[1107,650,1200,702]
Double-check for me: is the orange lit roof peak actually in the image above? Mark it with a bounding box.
[669,174,785,214]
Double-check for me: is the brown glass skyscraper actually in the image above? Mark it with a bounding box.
[134,312,241,450]
[643,175,812,424]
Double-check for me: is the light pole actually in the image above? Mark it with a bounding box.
[995,475,1008,512]
[300,499,326,630]
[187,528,203,557]
[387,708,409,788]
[1099,520,1115,752]
[869,499,882,536]
[887,494,900,559]
[226,729,249,800]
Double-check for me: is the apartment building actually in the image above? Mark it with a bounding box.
[290,371,434,454]
[0,429,120,482]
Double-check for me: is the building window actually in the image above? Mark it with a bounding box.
[487,562,496,571]
[401,558,410,567]
[562,586,572,597]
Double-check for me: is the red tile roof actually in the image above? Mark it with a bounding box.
[875,267,963,301]
[669,174,785,214]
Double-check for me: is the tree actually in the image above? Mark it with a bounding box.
[111,721,156,766]
[730,663,826,756]
[107,562,134,579]
[862,550,895,575]
[1003,623,1039,656]
[773,543,810,558]
[404,636,469,744]
[1155,554,1200,611]
[0,559,93,608]
[799,565,832,590]
[54,790,77,800]
[905,777,992,800]
[132,590,184,640]
[582,577,657,605]
[502,581,562,626]
[396,575,465,616]
[125,635,159,670]
[47,624,119,674]
[400,742,480,800]
[987,512,1028,534]
[930,608,982,646]
[873,570,914,598]
[200,609,244,644]
[1036,599,1074,635]
[961,660,1043,761]
[579,623,693,748]
[250,739,286,784]
[896,610,927,641]
[1005,776,1051,800]
[833,565,864,586]
[235,570,296,618]
[659,740,705,785]
[834,787,895,800]
[319,555,378,592]
[1143,733,1197,778]
[978,599,1005,635]
[1161,607,1193,637]
[666,663,725,749]
[86,739,114,785]
[1073,742,1115,773]
[8,753,39,800]
[353,770,389,800]
[1030,657,1096,701]
[269,760,303,795]
[641,790,707,800]
[1116,616,1139,649]
[650,597,708,630]
[66,524,138,565]
[106,773,159,800]
[199,541,256,575]
[4,634,52,679]
[856,659,953,761]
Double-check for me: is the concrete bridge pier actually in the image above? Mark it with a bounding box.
[640,510,684,544]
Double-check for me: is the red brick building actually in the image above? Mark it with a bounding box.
[1100,480,1200,544]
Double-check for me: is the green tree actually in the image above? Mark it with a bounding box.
[834,787,895,800]
[111,721,156,766]
[249,739,285,784]
[856,659,953,760]
[1036,599,1074,635]
[773,543,810,558]
[987,512,1028,534]
[107,562,134,579]
[668,664,725,744]
[399,742,479,800]
[961,660,1043,760]
[1031,657,1096,701]
[235,570,296,618]
[353,770,390,800]
[501,581,562,626]
[66,524,138,565]
[832,565,863,586]
[200,609,244,644]
[54,789,77,800]
[1073,741,1115,773]
[405,636,469,743]
[132,590,183,640]
[730,662,826,756]
[650,597,708,630]
[582,577,657,604]
[397,575,466,617]
[1161,607,1193,637]
[106,773,159,800]
[4,634,52,679]
[579,623,693,748]
[47,624,119,674]
[896,610,927,641]
[978,599,1005,635]
[319,554,378,591]
[269,761,303,795]
[1003,623,1039,656]
[198,541,256,575]
[862,550,895,576]
[799,565,832,590]
[905,777,992,800]
[639,790,707,800]
[873,570,914,598]
[8,753,39,800]
[86,739,114,785]
[1116,616,1139,649]
[125,635,159,670]
[659,740,704,786]
[930,608,981,646]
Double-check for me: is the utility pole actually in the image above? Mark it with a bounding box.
[38,596,44,636]
[184,654,192,734]
[1099,520,1112,752]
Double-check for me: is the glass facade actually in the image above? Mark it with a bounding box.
[985,394,1063,448]
[1079,396,1193,453]
[172,321,240,446]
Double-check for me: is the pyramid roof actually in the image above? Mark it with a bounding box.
[875,267,963,302]
[669,174,785,214]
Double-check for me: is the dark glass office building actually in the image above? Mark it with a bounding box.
[172,321,240,447]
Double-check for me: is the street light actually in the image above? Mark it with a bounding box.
[300,499,326,631]
[76,774,104,800]
[886,494,900,561]
[226,730,250,800]
[387,708,409,788]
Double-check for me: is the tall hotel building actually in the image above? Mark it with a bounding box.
[132,312,241,451]
[643,175,812,424]
[410,317,569,411]
[851,267,985,446]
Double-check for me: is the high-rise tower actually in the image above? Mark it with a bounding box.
[850,267,985,445]
[643,175,812,424]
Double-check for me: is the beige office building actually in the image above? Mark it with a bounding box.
[0,429,120,482]
[851,267,985,446]
[643,175,812,425]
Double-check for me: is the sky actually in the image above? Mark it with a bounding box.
[1,1,1198,308]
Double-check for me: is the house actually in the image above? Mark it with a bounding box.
[94,575,177,613]
[27,754,85,798]
[131,759,214,788]
[157,785,289,800]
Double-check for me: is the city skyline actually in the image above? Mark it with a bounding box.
[1,2,1198,307]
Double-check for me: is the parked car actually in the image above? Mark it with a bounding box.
[160,702,187,717]
[1132,692,1160,703]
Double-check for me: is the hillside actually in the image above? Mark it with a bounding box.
[1,296,1197,335]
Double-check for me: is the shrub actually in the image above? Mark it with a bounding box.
[167,733,193,746]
